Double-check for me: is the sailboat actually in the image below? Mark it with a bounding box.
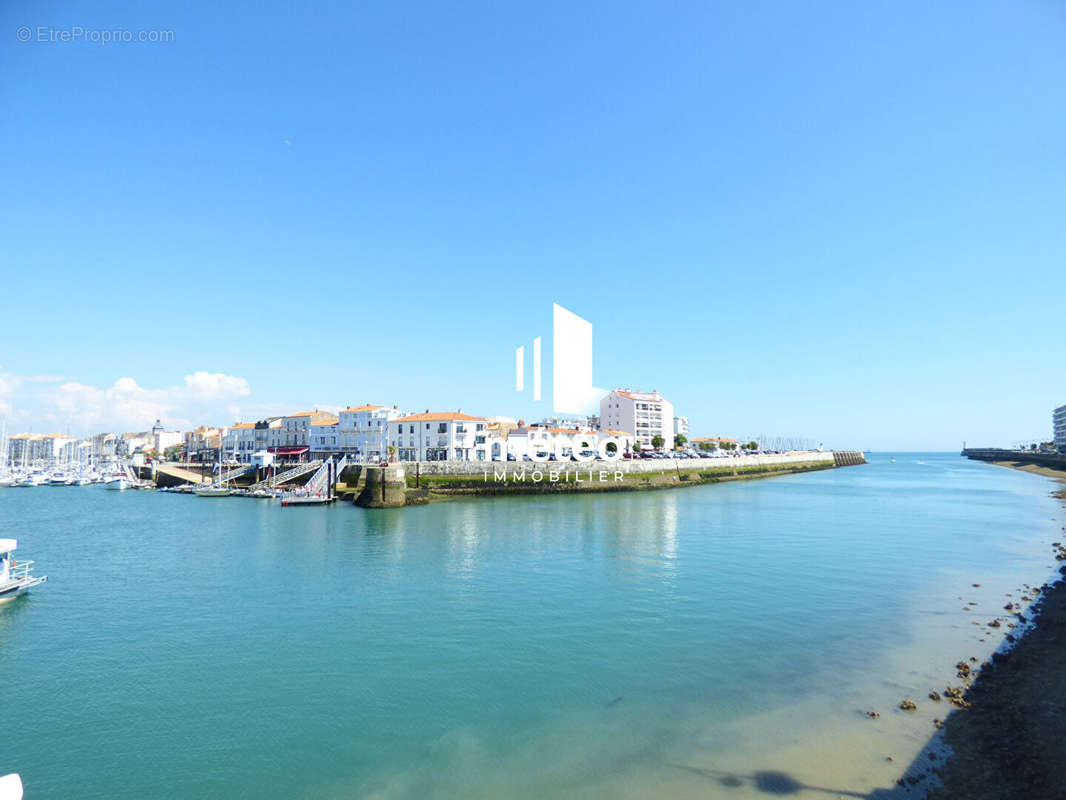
[195,437,234,497]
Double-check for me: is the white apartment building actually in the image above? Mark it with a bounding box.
[151,419,183,454]
[389,412,487,461]
[269,411,337,459]
[336,404,401,461]
[1055,404,1066,451]
[222,423,258,462]
[673,416,689,437]
[600,389,675,451]
[221,418,285,463]
[310,415,342,458]
[7,433,77,465]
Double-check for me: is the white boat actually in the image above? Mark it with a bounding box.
[104,477,129,491]
[0,773,23,800]
[194,486,234,497]
[16,476,40,488]
[280,494,332,506]
[0,476,13,489]
[0,539,46,603]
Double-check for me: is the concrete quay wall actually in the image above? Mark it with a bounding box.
[408,450,852,476]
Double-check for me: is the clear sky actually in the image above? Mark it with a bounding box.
[2,0,1064,450]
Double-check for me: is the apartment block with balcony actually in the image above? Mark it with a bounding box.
[222,423,258,462]
[269,411,337,461]
[337,404,402,461]
[599,389,675,451]
[1055,404,1066,451]
[388,412,487,461]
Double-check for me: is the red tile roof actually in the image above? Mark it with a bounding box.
[394,412,485,422]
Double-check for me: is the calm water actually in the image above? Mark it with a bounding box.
[2,455,1063,798]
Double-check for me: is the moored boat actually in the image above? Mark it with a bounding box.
[0,539,46,602]
[103,477,129,491]
[0,772,23,800]
[194,486,234,497]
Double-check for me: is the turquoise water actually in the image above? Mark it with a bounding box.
[1,455,1063,798]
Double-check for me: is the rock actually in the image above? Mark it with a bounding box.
[929,690,941,702]
[989,619,1001,628]
[1004,603,1014,611]
[933,718,944,729]
[900,699,918,711]
[956,661,971,678]
[866,711,880,719]
[973,583,981,587]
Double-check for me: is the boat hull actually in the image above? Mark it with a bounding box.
[194,488,234,497]
[0,575,46,603]
[104,478,128,491]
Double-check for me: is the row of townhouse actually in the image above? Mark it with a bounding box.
[219,405,404,464]
[387,415,638,463]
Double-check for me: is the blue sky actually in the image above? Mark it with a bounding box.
[1,0,1064,449]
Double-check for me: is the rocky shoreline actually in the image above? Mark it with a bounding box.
[924,467,1066,799]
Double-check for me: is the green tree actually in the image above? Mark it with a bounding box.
[674,434,687,449]
[745,440,759,450]
[605,441,617,455]
[699,441,717,451]
[651,434,665,450]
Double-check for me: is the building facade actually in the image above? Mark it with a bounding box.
[222,423,258,462]
[310,415,342,458]
[389,412,487,461]
[184,426,223,462]
[599,389,675,451]
[673,416,689,437]
[1055,404,1066,451]
[336,404,402,461]
[268,411,337,460]
[151,420,183,454]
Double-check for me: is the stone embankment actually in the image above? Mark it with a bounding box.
[335,451,865,507]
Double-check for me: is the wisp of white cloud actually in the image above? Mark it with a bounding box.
[0,370,252,434]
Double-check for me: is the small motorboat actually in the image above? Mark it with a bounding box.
[0,773,23,800]
[280,494,333,506]
[194,486,234,497]
[103,476,129,491]
[0,540,46,603]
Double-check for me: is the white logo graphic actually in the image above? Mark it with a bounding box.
[515,303,605,416]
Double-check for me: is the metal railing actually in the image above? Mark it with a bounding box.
[246,460,322,491]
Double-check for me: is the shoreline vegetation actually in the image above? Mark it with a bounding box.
[927,460,1066,799]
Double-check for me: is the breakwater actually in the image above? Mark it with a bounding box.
[963,449,1066,470]
[337,451,865,506]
